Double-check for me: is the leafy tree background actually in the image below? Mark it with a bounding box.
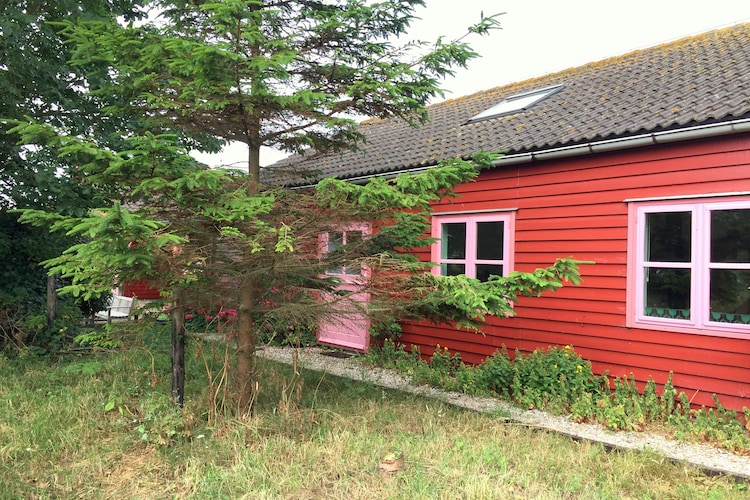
[0,0,147,348]
[6,0,583,415]
[0,0,147,211]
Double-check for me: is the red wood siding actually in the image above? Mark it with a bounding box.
[401,133,750,411]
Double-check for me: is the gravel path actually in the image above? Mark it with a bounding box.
[257,346,750,481]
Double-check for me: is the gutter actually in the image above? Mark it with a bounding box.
[336,117,750,185]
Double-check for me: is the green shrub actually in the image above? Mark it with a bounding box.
[367,340,750,454]
[369,318,402,342]
[610,376,646,431]
[669,395,750,452]
[512,345,601,411]
[642,377,662,422]
[472,348,514,398]
[661,372,677,416]
[133,392,195,446]
[571,391,595,422]
[429,344,462,376]
[453,364,482,395]
[366,338,409,368]
[1,296,84,355]
[73,329,124,350]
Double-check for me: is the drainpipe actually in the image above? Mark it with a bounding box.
[496,118,750,166]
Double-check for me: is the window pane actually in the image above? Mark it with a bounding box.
[710,269,750,324]
[345,263,361,276]
[442,223,466,259]
[328,232,343,253]
[643,267,691,319]
[326,232,343,274]
[476,221,504,260]
[443,263,465,276]
[645,212,691,262]
[344,231,363,275]
[476,264,503,282]
[711,209,750,263]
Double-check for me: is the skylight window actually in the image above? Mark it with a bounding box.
[467,84,564,123]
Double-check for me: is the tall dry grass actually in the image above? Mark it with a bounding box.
[0,333,746,499]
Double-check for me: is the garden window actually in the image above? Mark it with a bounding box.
[431,212,514,281]
[631,199,750,335]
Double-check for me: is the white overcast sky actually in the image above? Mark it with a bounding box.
[194,0,750,168]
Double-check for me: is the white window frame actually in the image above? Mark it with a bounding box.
[467,84,564,123]
[627,196,750,338]
[431,212,514,280]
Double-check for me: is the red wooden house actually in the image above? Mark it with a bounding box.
[268,24,750,410]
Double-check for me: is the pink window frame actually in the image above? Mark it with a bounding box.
[430,212,514,279]
[627,196,750,338]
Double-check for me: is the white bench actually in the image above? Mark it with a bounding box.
[94,295,136,323]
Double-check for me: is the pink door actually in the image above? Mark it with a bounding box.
[317,228,370,352]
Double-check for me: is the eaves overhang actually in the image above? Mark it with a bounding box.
[328,117,750,186]
[493,117,750,166]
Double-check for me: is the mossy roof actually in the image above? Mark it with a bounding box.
[265,23,750,183]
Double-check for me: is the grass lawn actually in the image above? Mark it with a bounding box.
[0,330,747,499]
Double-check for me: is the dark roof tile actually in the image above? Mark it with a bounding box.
[266,23,750,183]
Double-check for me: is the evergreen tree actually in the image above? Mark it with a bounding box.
[9,1,583,414]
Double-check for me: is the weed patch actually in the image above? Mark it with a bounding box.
[366,343,750,454]
[0,337,748,498]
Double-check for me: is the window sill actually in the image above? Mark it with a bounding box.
[629,318,750,339]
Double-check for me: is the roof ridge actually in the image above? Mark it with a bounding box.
[431,21,750,110]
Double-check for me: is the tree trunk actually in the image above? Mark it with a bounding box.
[46,274,57,328]
[235,135,263,415]
[236,278,257,414]
[171,288,186,407]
